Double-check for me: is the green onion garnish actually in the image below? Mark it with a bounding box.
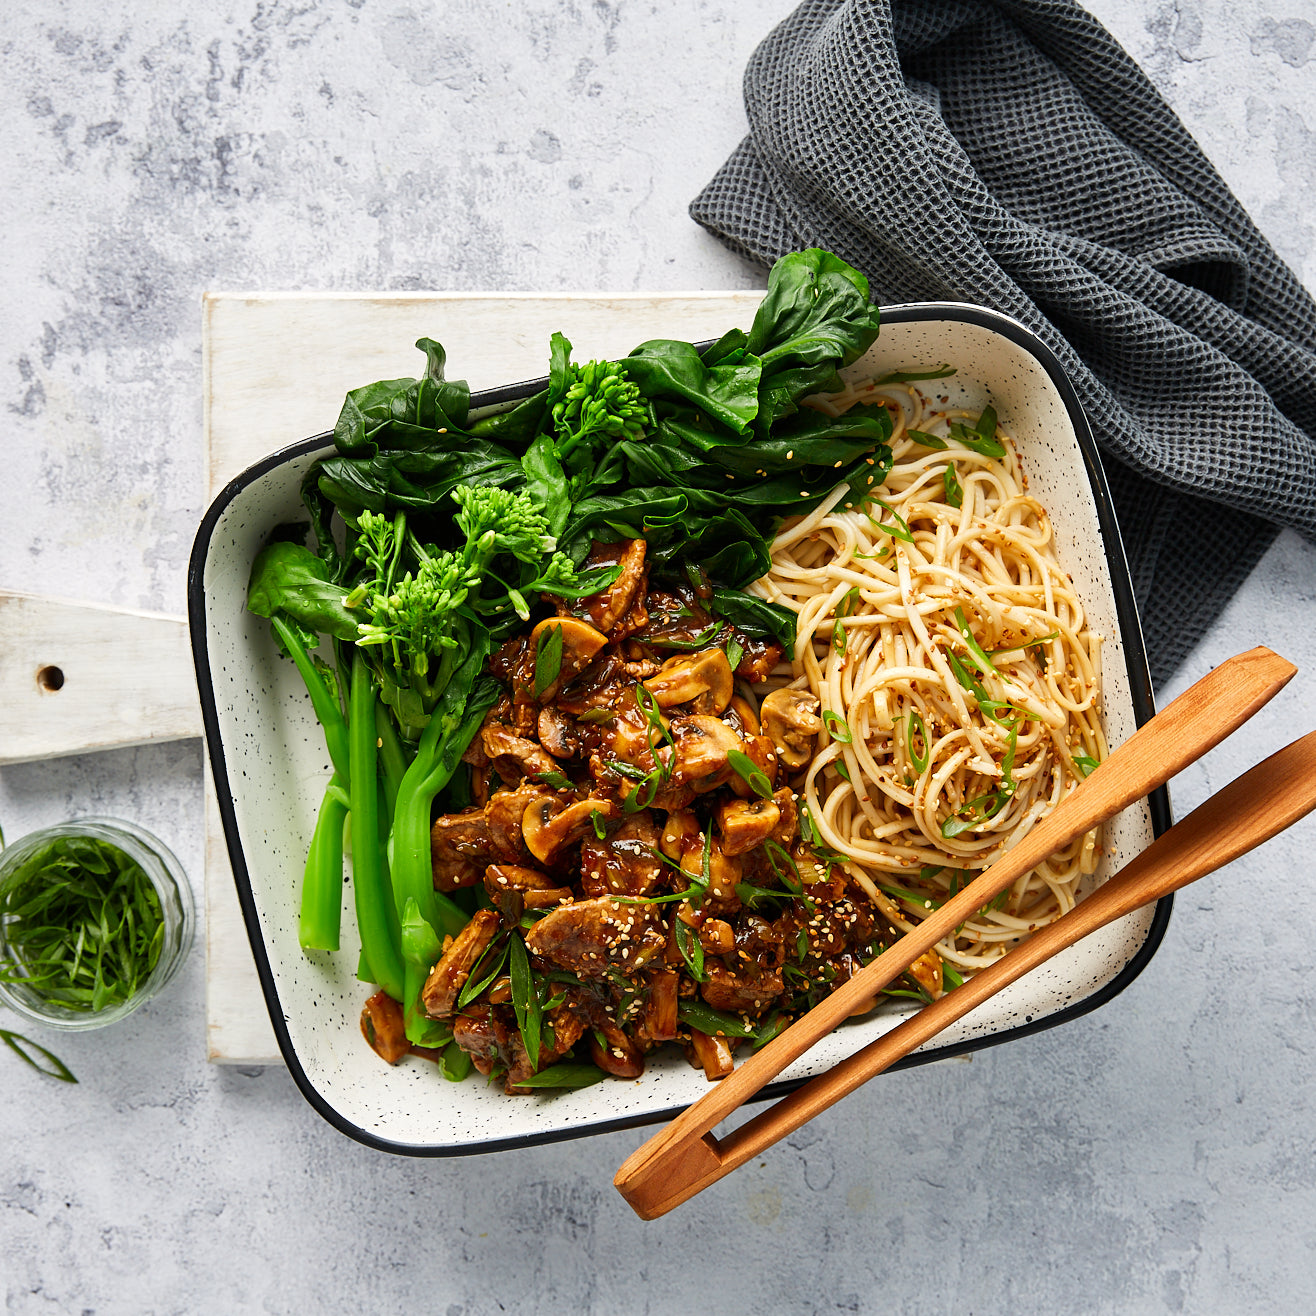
[727,748,773,800]
[943,462,963,507]
[907,709,930,773]
[873,364,956,385]
[869,499,914,544]
[0,834,165,1015]
[532,623,564,697]
[822,710,853,744]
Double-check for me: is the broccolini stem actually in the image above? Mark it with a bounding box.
[390,652,497,1043]
[271,615,350,780]
[375,701,411,817]
[348,650,404,1001]
[299,773,347,952]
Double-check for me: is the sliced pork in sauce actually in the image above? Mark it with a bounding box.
[362,540,922,1093]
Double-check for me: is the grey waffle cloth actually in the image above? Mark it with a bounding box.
[691,0,1316,687]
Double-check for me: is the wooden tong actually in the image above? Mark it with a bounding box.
[615,646,1304,1219]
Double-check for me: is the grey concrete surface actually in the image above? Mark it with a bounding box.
[2,1,1315,1312]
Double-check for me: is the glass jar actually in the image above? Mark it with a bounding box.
[0,817,195,1031]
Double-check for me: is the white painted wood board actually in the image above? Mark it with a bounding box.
[0,591,200,766]
[201,289,766,1063]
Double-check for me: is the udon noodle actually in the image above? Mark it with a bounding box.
[751,372,1106,979]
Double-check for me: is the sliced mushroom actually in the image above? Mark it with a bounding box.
[769,786,799,845]
[642,648,734,715]
[760,688,823,769]
[698,838,744,912]
[360,990,410,1065]
[660,809,700,863]
[526,615,609,703]
[907,948,944,1001]
[608,700,672,776]
[643,969,680,1042]
[483,862,574,910]
[483,862,560,896]
[727,694,761,737]
[735,636,785,684]
[537,705,580,760]
[698,918,735,954]
[632,779,697,814]
[667,714,747,793]
[688,1029,735,1080]
[521,795,618,866]
[420,909,500,1018]
[716,795,782,856]
[587,1016,645,1078]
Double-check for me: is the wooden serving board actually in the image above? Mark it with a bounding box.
[202,289,766,1062]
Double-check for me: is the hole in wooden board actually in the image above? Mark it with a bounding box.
[37,665,65,692]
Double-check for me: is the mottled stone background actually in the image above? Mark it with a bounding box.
[2,1,1315,1311]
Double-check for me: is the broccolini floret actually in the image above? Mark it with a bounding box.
[451,484,557,563]
[552,358,647,463]
[348,488,573,738]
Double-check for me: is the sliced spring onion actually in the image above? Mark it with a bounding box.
[868,499,914,544]
[943,462,963,506]
[873,364,956,385]
[908,429,949,450]
[727,748,773,800]
[907,709,930,773]
[532,623,564,696]
[514,1063,608,1089]
[822,710,853,744]
[953,606,996,677]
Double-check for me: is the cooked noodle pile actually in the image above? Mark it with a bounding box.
[751,374,1106,976]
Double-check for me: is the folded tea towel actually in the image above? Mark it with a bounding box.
[691,0,1316,685]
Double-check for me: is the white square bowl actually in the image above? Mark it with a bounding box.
[188,301,1169,1156]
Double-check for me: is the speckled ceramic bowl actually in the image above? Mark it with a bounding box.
[188,303,1169,1157]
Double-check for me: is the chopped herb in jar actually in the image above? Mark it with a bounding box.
[0,834,164,1014]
